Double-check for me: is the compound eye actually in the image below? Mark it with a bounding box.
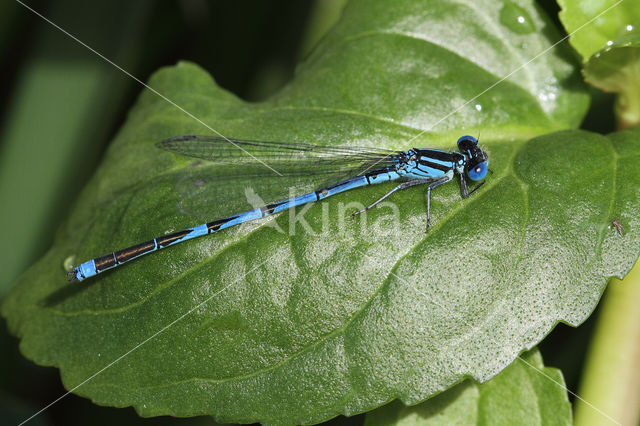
[457,135,478,151]
[467,161,488,181]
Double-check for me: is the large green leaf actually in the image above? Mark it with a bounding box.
[559,0,640,127]
[6,0,637,424]
[364,348,571,425]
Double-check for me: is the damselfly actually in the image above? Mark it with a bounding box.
[68,135,489,282]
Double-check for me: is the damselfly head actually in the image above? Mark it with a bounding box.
[457,135,489,181]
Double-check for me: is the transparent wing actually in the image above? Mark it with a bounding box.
[158,136,400,220]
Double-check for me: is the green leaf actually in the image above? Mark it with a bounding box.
[559,0,640,127]
[364,348,571,426]
[558,0,639,60]
[583,37,640,128]
[7,0,637,424]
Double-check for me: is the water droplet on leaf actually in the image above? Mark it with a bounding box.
[499,1,535,34]
[63,256,76,272]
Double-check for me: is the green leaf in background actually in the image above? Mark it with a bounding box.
[0,0,158,295]
[559,0,640,128]
[583,35,640,129]
[364,348,571,426]
[558,0,639,60]
[5,0,639,424]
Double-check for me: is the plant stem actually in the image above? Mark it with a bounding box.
[574,261,640,426]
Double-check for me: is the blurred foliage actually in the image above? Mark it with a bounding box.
[559,0,640,128]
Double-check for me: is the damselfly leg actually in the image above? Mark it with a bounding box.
[352,179,429,217]
[426,176,452,232]
[460,173,485,198]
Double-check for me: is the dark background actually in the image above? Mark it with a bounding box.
[0,0,615,424]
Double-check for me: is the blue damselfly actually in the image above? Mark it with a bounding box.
[68,135,489,281]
